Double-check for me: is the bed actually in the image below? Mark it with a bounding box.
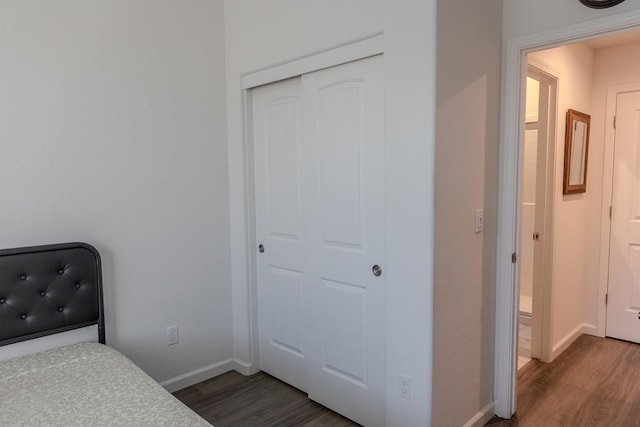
[0,242,211,426]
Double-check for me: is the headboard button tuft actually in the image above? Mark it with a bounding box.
[75,283,81,289]
[58,307,64,312]
[0,298,5,304]
[20,274,26,280]
[20,314,27,320]
[58,269,64,274]
[40,291,46,297]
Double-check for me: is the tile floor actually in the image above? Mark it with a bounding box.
[518,322,532,370]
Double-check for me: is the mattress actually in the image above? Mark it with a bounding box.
[0,342,211,427]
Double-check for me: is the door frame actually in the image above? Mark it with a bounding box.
[495,10,640,419]
[240,34,385,371]
[522,61,558,363]
[599,83,640,337]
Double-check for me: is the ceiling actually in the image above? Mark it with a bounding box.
[586,29,640,50]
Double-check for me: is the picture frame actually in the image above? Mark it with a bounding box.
[563,109,591,195]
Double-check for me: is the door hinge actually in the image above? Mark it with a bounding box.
[614,115,616,129]
[512,252,517,264]
[606,293,608,305]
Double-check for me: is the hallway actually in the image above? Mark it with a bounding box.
[488,335,640,426]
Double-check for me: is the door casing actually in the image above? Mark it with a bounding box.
[240,34,385,383]
[496,10,640,419]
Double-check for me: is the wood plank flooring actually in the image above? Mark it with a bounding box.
[175,335,640,426]
[174,371,360,427]
[487,334,640,426]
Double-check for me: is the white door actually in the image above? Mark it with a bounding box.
[253,56,385,426]
[519,66,555,362]
[253,77,307,392]
[302,57,385,426]
[607,90,640,343]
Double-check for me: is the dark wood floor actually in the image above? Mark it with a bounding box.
[487,334,640,426]
[174,370,360,427]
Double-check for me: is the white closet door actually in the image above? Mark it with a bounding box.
[253,55,385,426]
[253,77,308,392]
[302,55,385,427]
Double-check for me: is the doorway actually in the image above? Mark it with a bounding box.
[496,19,640,419]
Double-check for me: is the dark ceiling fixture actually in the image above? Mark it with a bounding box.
[579,0,627,8]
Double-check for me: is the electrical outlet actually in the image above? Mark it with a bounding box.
[167,325,179,345]
[399,375,411,400]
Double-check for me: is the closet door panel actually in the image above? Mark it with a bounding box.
[253,77,307,392]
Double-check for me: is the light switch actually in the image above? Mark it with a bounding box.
[475,209,484,233]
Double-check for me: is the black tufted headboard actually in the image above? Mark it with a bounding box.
[0,242,105,346]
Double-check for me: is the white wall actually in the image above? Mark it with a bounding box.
[504,0,640,40]
[592,39,640,92]
[224,1,436,425]
[529,44,597,352]
[0,1,233,386]
[433,0,502,426]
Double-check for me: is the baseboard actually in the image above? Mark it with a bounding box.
[232,358,257,376]
[463,401,496,427]
[550,323,592,362]
[160,358,235,393]
[581,323,598,337]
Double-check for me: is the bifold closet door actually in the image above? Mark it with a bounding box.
[253,55,385,426]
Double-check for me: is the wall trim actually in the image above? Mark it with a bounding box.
[160,358,235,393]
[550,324,595,362]
[582,323,598,336]
[462,401,496,427]
[233,358,256,376]
[496,8,640,419]
[160,358,257,393]
[241,33,384,89]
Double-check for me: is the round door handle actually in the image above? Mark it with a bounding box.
[258,244,265,253]
[372,265,382,277]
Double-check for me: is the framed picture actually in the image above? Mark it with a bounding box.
[563,109,591,194]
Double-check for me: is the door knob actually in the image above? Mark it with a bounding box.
[258,244,265,253]
[372,265,382,277]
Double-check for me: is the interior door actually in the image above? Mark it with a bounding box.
[253,55,385,426]
[607,90,640,344]
[519,67,555,362]
[530,69,554,362]
[302,56,385,427]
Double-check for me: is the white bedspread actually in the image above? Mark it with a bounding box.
[0,342,211,426]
